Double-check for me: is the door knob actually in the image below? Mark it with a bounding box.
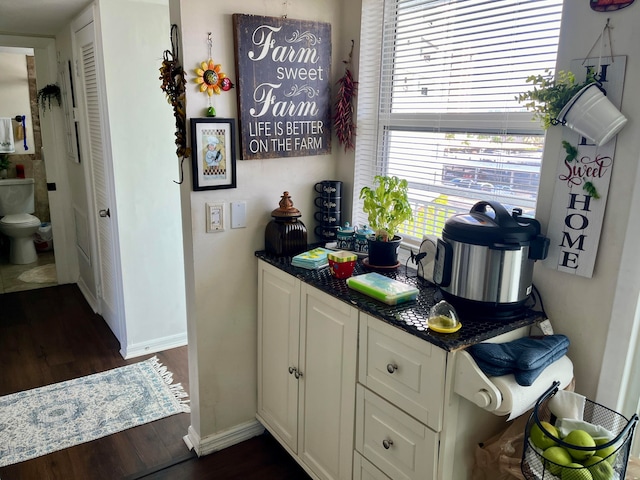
[99,208,111,218]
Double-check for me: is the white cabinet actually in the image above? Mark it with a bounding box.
[258,259,532,480]
[257,260,358,480]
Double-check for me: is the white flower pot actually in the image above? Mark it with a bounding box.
[557,83,627,146]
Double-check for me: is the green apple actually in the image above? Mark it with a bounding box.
[530,421,559,450]
[583,456,615,480]
[543,446,573,475]
[564,430,596,461]
[561,463,593,480]
[594,438,617,465]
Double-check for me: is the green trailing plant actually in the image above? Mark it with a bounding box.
[0,154,10,171]
[562,140,600,199]
[37,83,62,112]
[359,175,413,241]
[517,70,597,129]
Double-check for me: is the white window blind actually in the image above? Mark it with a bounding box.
[354,0,563,245]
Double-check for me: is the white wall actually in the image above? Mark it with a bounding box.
[96,0,188,355]
[173,0,359,446]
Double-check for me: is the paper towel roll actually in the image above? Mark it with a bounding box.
[492,355,574,420]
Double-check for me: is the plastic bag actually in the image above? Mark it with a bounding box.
[34,222,53,252]
[472,379,575,480]
[472,412,529,480]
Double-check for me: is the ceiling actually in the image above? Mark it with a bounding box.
[0,0,91,37]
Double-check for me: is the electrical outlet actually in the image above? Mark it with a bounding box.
[206,202,224,232]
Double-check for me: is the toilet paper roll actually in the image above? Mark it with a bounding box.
[491,355,573,420]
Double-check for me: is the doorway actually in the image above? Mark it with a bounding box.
[0,46,58,294]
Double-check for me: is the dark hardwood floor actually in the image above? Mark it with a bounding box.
[0,284,311,480]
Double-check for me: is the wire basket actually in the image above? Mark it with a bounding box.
[522,381,638,480]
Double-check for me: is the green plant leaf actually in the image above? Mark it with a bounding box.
[359,175,412,240]
[562,140,578,162]
[583,181,600,199]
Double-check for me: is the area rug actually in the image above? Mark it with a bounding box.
[17,263,57,284]
[0,356,190,467]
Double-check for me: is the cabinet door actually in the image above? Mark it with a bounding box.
[298,284,358,480]
[257,261,301,452]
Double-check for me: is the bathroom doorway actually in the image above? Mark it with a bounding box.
[0,46,58,294]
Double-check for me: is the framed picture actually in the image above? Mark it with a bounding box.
[190,118,237,190]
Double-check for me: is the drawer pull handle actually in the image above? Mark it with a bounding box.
[386,363,398,374]
[382,438,394,449]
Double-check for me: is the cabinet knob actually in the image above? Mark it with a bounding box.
[288,366,303,379]
[386,363,398,374]
[382,438,394,449]
[288,366,296,375]
[294,370,303,379]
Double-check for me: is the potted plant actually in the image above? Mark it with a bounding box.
[359,175,412,266]
[37,83,62,112]
[516,70,594,129]
[517,69,626,146]
[0,154,10,179]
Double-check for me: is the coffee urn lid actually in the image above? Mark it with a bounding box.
[271,191,302,218]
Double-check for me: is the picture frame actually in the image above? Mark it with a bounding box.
[190,118,237,190]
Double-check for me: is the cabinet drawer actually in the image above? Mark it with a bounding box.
[355,385,438,480]
[359,314,446,431]
[353,451,391,480]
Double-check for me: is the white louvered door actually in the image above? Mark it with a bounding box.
[74,19,123,344]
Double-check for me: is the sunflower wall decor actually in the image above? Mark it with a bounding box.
[194,33,234,117]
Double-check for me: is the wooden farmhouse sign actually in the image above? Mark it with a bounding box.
[232,14,332,160]
[543,56,626,278]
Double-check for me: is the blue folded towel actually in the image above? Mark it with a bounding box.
[468,335,570,386]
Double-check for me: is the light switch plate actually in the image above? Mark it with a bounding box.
[231,201,247,228]
[206,202,224,232]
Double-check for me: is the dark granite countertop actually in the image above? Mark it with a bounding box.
[256,250,543,352]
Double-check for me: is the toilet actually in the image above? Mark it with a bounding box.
[0,178,42,265]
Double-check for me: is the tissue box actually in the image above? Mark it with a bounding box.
[327,251,357,279]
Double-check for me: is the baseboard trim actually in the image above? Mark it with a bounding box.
[186,420,265,457]
[122,332,188,359]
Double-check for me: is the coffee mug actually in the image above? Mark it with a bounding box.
[314,196,341,210]
[314,225,340,240]
[314,180,342,198]
[314,210,341,225]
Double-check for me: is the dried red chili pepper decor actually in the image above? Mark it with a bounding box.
[333,40,358,152]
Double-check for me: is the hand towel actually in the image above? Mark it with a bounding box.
[0,117,16,153]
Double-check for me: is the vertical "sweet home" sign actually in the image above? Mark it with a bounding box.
[543,56,626,278]
[232,14,331,160]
